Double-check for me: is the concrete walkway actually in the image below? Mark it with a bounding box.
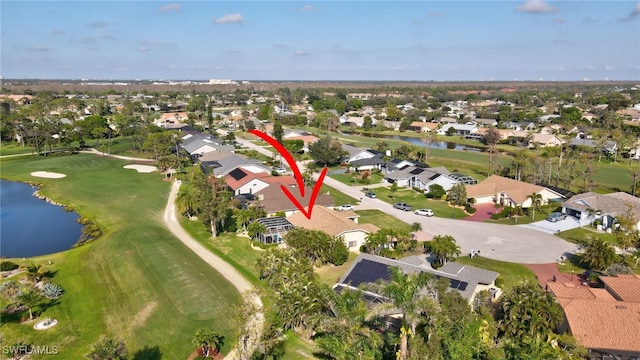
[164,180,263,360]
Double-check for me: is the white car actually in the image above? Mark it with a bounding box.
[414,208,434,217]
[336,204,354,211]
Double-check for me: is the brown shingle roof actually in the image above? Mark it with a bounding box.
[600,274,640,303]
[465,175,544,204]
[562,299,640,353]
[256,183,333,214]
[287,206,379,238]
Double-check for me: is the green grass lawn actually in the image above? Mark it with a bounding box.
[329,172,385,186]
[0,142,37,156]
[0,154,241,358]
[321,184,359,206]
[372,187,468,219]
[555,226,619,246]
[454,256,537,291]
[355,209,412,230]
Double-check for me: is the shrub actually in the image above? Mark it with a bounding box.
[464,203,476,214]
[330,243,349,266]
[0,261,19,272]
[491,206,512,220]
[42,283,63,299]
[494,276,505,288]
[605,263,632,276]
[427,184,446,199]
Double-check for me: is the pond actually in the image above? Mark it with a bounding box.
[0,180,83,258]
[341,132,485,152]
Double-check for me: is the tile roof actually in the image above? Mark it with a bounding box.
[465,175,546,204]
[287,206,378,238]
[562,299,640,353]
[256,183,334,214]
[563,192,640,219]
[600,274,640,303]
[547,282,614,301]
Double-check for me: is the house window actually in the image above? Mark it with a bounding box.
[348,241,357,248]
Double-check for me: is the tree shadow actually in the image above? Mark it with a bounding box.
[38,298,62,315]
[132,345,162,360]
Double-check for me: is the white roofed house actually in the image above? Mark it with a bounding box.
[562,192,640,229]
[406,167,460,192]
[528,133,565,148]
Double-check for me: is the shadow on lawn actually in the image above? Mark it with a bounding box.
[133,345,163,360]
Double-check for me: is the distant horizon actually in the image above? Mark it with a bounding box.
[2,1,639,81]
[3,78,639,83]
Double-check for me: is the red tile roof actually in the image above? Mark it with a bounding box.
[600,274,640,303]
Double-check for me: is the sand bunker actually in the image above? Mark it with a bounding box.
[123,164,158,173]
[30,171,66,179]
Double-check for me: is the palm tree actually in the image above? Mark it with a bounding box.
[303,161,319,186]
[366,267,440,360]
[498,282,562,338]
[410,222,422,233]
[25,263,45,282]
[526,192,543,220]
[632,248,640,269]
[390,182,398,200]
[192,328,224,358]
[315,289,383,360]
[17,288,42,320]
[429,235,461,266]
[86,336,127,360]
[581,239,616,271]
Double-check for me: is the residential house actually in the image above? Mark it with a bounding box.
[154,112,188,128]
[435,117,459,124]
[529,133,565,148]
[540,123,565,134]
[562,192,640,229]
[502,121,536,131]
[548,275,640,358]
[224,168,297,195]
[409,121,439,133]
[342,145,385,164]
[287,206,379,250]
[570,138,618,155]
[282,130,319,153]
[473,118,498,127]
[386,158,416,172]
[255,183,334,217]
[253,217,295,245]
[407,166,459,192]
[336,253,500,304]
[437,123,478,136]
[465,175,566,208]
[539,114,561,123]
[198,152,269,177]
[349,155,386,172]
[181,134,235,156]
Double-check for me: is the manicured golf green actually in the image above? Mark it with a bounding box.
[0,154,241,358]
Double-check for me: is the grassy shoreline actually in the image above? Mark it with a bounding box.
[0,154,241,358]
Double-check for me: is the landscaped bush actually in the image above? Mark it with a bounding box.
[426,184,446,199]
[464,203,476,214]
[0,261,19,272]
[491,206,512,220]
[494,276,505,288]
[41,283,63,299]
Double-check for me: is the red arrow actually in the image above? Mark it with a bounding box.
[248,129,327,219]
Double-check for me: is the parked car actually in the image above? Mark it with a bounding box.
[546,212,567,222]
[414,208,434,217]
[393,202,412,211]
[336,204,354,211]
[365,192,377,198]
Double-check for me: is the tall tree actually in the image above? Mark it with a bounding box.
[447,183,467,207]
[272,121,284,144]
[429,235,461,266]
[200,176,232,237]
[366,267,439,360]
[315,289,384,360]
[308,135,345,166]
[17,287,42,320]
[498,282,562,339]
[526,192,543,220]
[582,239,616,271]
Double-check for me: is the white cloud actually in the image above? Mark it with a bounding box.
[137,46,151,52]
[297,5,319,12]
[515,0,558,14]
[159,3,181,13]
[604,65,614,71]
[212,13,244,24]
[294,50,310,56]
[620,2,640,21]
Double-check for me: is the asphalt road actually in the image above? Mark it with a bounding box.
[230,132,580,264]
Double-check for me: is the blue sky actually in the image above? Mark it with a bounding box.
[2,1,639,81]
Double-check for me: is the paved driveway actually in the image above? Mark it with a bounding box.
[517,216,582,235]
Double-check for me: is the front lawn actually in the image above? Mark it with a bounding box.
[454,256,537,291]
[321,183,359,206]
[555,226,619,246]
[0,154,241,358]
[329,171,385,186]
[373,187,468,219]
[355,209,412,230]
